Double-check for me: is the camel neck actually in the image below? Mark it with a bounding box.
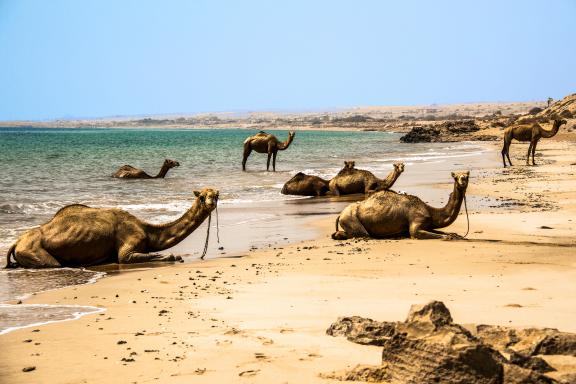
[146,199,211,251]
[540,121,561,138]
[382,168,401,189]
[429,182,466,229]
[154,164,171,178]
[278,135,294,150]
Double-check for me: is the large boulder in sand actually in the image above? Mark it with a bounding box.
[400,120,481,143]
[325,301,570,383]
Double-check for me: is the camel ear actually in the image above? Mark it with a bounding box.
[451,172,456,178]
[194,191,201,197]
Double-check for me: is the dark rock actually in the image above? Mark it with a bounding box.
[533,334,576,356]
[22,366,36,372]
[509,352,555,373]
[379,332,504,383]
[400,120,481,143]
[325,301,573,383]
[405,300,453,327]
[326,316,396,346]
[503,364,557,384]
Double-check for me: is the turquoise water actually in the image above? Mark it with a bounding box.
[0,127,489,332]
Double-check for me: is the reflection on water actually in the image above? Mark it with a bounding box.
[0,268,105,303]
[0,304,104,335]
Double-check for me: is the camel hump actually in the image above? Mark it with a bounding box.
[118,165,137,171]
[54,204,90,216]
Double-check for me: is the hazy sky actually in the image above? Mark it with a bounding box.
[0,0,574,120]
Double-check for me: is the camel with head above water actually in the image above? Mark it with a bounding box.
[328,162,405,196]
[501,119,566,167]
[113,159,180,179]
[332,171,469,240]
[242,131,295,171]
[5,188,219,268]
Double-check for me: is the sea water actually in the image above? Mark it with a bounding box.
[0,127,491,332]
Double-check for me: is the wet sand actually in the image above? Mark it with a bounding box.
[1,140,575,383]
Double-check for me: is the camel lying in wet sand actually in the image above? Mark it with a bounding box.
[113,159,180,178]
[281,172,330,197]
[332,171,468,240]
[501,118,566,167]
[329,162,405,196]
[242,131,295,171]
[6,188,219,268]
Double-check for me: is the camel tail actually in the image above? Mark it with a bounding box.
[335,215,341,232]
[5,243,17,269]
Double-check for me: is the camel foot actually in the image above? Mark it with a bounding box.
[167,255,183,262]
[332,231,349,240]
[443,233,465,241]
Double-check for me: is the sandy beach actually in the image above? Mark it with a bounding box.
[0,136,575,383]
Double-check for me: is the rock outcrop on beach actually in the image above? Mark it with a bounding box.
[324,301,575,383]
[399,120,490,143]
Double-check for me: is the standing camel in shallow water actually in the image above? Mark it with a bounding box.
[332,171,468,240]
[329,162,405,195]
[6,188,219,268]
[242,131,295,171]
[112,159,180,179]
[501,119,566,167]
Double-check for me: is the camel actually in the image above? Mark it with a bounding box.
[501,119,566,167]
[332,171,469,240]
[328,162,405,196]
[113,159,180,178]
[5,188,219,268]
[242,131,295,171]
[281,172,330,197]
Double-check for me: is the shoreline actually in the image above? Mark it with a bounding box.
[1,140,575,382]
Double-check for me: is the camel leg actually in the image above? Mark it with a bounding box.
[120,251,182,264]
[242,144,252,171]
[272,151,277,172]
[266,152,272,171]
[506,150,513,167]
[329,184,340,196]
[333,205,370,239]
[526,142,533,165]
[13,232,62,268]
[531,140,538,165]
[501,142,509,167]
[409,222,452,240]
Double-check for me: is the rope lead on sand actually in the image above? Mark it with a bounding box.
[462,195,469,238]
[200,204,221,260]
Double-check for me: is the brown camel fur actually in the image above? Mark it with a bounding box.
[332,171,468,240]
[242,131,295,171]
[113,159,180,178]
[281,172,330,197]
[501,119,566,167]
[5,188,219,268]
[328,162,405,196]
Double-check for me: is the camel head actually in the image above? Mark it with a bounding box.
[164,159,180,168]
[344,161,356,169]
[451,171,469,190]
[393,162,405,173]
[288,131,296,139]
[193,188,219,211]
[554,118,568,128]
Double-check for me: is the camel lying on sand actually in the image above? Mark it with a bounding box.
[242,131,295,171]
[332,171,468,240]
[328,162,405,196]
[6,188,219,268]
[281,172,330,197]
[113,159,180,179]
[501,118,566,167]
